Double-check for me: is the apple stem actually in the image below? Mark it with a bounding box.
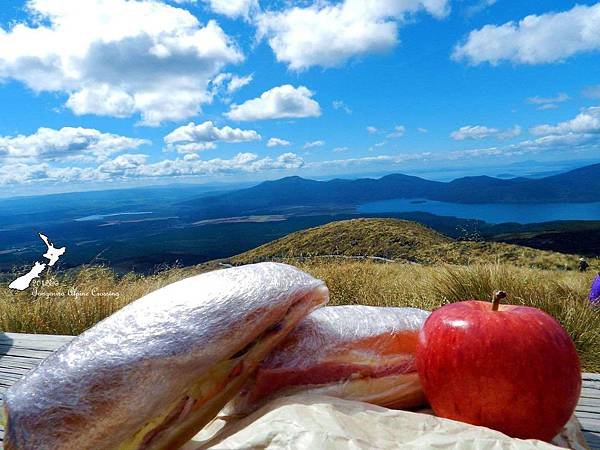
[492,291,507,311]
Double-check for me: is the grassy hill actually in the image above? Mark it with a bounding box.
[233,218,585,270]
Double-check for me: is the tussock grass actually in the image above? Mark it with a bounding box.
[0,265,200,335]
[0,259,597,371]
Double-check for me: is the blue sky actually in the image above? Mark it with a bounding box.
[0,0,599,196]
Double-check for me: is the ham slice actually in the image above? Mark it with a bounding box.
[229,305,430,414]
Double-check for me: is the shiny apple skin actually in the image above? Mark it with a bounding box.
[416,300,581,442]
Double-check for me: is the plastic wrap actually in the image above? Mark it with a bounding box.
[192,394,576,450]
[589,272,600,305]
[229,305,430,413]
[3,262,328,450]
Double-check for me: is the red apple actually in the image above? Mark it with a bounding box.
[416,292,581,442]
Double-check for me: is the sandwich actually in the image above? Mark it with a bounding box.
[228,305,430,414]
[3,262,328,450]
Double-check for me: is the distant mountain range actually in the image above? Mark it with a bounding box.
[189,163,600,218]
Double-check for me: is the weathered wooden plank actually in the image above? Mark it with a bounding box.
[579,417,600,432]
[580,387,600,399]
[574,410,600,420]
[0,346,56,360]
[1,332,73,342]
[583,380,600,391]
[578,397,600,408]
[0,355,46,369]
[0,367,33,378]
[583,373,600,381]
[577,403,600,414]
[0,333,72,353]
[584,431,600,450]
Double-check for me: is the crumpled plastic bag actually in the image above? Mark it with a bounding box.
[183,394,587,450]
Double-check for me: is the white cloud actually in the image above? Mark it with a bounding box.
[530,107,600,136]
[332,100,352,114]
[98,153,148,174]
[133,152,303,178]
[582,85,600,100]
[227,74,253,93]
[450,125,497,140]
[418,127,428,133]
[267,137,291,147]
[450,124,521,140]
[0,151,304,186]
[332,146,348,153]
[466,0,497,16]
[387,125,405,138]
[164,121,261,153]
[0,127,149,162]
[308,152,432,169]
[256,0,450,70]
[0,0,242,125]
[226,85,321,121]
[369,141,387,151]
[526,93,569,110]
[204,0,258,19]
[366,126,379,134]
[304,140,325,149]
[453,3,600,65]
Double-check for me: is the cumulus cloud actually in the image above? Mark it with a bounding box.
[0,0,242,125]
[450,124,521,140]
[530,107,600,136]
[134,152,303,178]
[256,0,450,70]
[526,93,569,110]
[98,153,149,174]
[453,3,600,65]
[0,127,149,162]
[0,151,304,186]
[164,121,261,153]
[303,140,325,149]
[204,0,258,19]
[225,85,321,121]
[267,137,291,147]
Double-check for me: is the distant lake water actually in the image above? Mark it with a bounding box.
[357,199,600,224]
[75,211,153,222]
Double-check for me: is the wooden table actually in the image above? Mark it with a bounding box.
[0,332,598,448]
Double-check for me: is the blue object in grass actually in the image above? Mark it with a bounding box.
[590,273,600,305]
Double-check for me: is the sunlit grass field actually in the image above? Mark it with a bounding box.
[0,260,598,371]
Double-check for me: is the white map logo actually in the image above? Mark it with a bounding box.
[9,233,66,291]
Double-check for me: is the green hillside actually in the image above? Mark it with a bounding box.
[232,218,585,270]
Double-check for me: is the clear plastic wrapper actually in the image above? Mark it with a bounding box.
[3,262,328,450]
[229,305,430,414]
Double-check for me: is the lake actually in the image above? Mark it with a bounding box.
[357,199,600,224]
